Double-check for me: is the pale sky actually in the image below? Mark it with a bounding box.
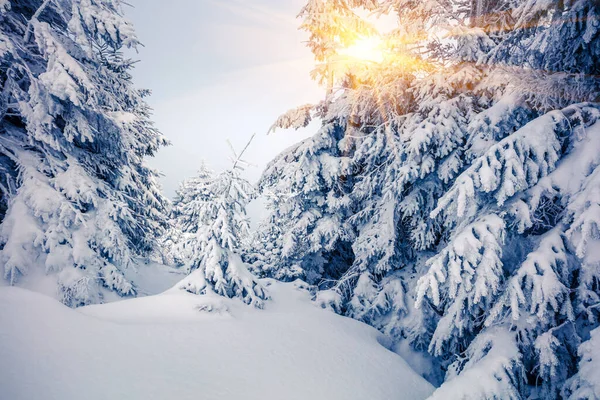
[125,0,323,198]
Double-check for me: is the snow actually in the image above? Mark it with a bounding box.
[0,279,434,400]
[122,261,186,296]
[568,326,600,399]
[428,327,522,400]
[0,258,183,304]
[270,104,314,132]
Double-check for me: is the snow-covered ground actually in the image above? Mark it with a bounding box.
[0,279,434,400]
[0,260,185,303]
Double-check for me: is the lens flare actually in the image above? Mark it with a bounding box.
[339,36,385,63]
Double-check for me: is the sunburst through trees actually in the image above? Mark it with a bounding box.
[247,0,600,397]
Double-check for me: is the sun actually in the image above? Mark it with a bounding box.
[338,36,386,63]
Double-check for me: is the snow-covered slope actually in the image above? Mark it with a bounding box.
[0,261,185,304]
[0,280,433,400]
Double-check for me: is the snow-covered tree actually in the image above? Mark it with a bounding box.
[415,102,600,399]
[0,0,169,306]
[250,0,600,396]
[565,325,600,399]
[160,162,214,267]
[255,0,478,317]
[173,141,268,308]
[248,123,355,287]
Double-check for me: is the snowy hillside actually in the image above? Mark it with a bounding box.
[0,261,185,304]
[0,280,434,400]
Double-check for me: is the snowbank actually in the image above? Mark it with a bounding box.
[0,280,433,400]
[0,260,185,304]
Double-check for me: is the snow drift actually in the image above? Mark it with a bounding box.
[0,280,433,400]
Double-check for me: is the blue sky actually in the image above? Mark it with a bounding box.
[126,0,323,197]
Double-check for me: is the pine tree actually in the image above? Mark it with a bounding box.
[0,0,168,306]
[251,0,600,396]
[565,325,600,399]
[173,139,268,308]
[161,163,214,267]
[412,0,600,394]
[249,122,355,287]
[255,0,477,321]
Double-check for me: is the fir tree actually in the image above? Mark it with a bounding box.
[249,123,355,286]
[173,138,268,308]
[565,325,600,399]
[0,0,168,306]
[251,0,600,396]
[161,162,214,267]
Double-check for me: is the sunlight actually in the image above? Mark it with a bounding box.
[339,36,386,63]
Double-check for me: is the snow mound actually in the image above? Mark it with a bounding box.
[0,280,433,400]
[0,260,185,305]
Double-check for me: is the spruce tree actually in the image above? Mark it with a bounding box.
[161,163,214,267]
[251,0,600,396]
[0,0,168,306]
[173,140,268,308]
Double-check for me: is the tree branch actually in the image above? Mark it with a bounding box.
[23,0,54,43]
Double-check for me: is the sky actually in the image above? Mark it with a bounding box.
[125,0,323,198]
